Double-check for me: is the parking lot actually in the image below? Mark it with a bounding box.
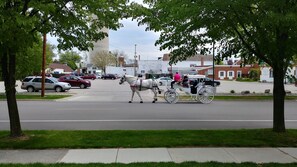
[1,79,297,102]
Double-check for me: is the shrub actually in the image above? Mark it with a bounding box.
[249,68,260,81]
[230,90,235,93]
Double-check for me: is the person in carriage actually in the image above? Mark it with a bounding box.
[171,72,181,89]
[182,75,189,87]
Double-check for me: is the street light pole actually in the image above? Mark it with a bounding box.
[134,44,137,76]
[212,41,215,87]
[41,33,46,97]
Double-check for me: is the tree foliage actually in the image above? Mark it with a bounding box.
[111,50,128,67]
[15,37,55,79]
[59,51,81,70]
[134,0,297,132]
[0,0,128,137]
[91,51,116,73]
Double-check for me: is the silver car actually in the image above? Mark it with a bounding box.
[156,77,172,86]
[21,76,71,92]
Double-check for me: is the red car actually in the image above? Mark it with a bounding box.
[58,75,91,89]
[80,74,96,80]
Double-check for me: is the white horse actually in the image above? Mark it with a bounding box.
[119,75,161,103]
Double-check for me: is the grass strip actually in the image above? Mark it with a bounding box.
[0,129,297,149]
[0,162,297,167]
[0,94,71,100]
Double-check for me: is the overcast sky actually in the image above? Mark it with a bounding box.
[109,18,168,60]
[48,0,168,60]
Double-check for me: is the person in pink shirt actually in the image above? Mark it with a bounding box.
[171,72,181,89]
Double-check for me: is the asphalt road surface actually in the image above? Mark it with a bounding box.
[1,79,297,130]
[1,100,297,130]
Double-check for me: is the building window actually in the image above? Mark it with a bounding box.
[123,69,126,71]
[208,69,213,75]
[269,69,273,78]
[228,71,234,77]
[141,70,145,73]
[227,71,234,79]
[218,71,226,79]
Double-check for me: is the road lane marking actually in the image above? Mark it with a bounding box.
[0,120,297,123]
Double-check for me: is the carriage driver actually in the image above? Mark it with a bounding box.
[171,72,181,89]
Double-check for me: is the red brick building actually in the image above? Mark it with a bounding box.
[196,60,260,80]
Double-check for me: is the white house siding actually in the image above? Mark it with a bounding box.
[106,66,134,76]
[260,67,273,82]
[260,66,297,83]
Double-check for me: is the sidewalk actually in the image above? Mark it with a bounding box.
[1,147,297,164]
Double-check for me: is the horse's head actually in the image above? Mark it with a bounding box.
[119,75,126,85]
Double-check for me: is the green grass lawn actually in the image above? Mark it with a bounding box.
[1,129,297,149]
[0,94,71,100]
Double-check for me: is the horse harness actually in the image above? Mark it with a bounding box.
[130,78,143,91]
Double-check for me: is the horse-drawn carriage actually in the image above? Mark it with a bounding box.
[119,74,215,104]
[164,78,215,104]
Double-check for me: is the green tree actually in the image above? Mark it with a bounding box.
[16,37,55,79]
[0,0,127,137]
[91,51,116,73]
[135,0,297,132]
[111,50,128,67]
[59,51,81,70]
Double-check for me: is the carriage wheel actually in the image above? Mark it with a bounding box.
[164,90,179,104]
[197,87,214,104]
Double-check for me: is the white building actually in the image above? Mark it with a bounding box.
[105,54,214,77]
[260,66,297,83]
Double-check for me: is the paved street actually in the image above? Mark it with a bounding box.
[0,79,297,130]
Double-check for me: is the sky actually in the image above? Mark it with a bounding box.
[109,18,168,60]
[47,0,168,61]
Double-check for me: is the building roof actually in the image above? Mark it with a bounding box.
[48,63,73,72]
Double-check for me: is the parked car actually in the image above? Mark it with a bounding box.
[95,74,102,79]
[21,76,71,92]
[80,74,96,80]
[188,76,220,87]
[102,74,117,79]
[58,75,91,89]
[156,77,172,86]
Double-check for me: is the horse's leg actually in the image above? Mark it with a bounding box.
[129,90,135,103]
[152,88,157,103]
[135,90,143,103]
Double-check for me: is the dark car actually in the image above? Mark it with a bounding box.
[58,75,91,89]
[102,74,117,79]
[189,77,220,87]
[80,74,96,80]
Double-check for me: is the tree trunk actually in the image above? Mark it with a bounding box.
[2,50,23,137]
[272,66,286,132]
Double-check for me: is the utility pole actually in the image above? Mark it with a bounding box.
[134,44,137,76]
[212,42,214,82]
[41,33,46,97]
